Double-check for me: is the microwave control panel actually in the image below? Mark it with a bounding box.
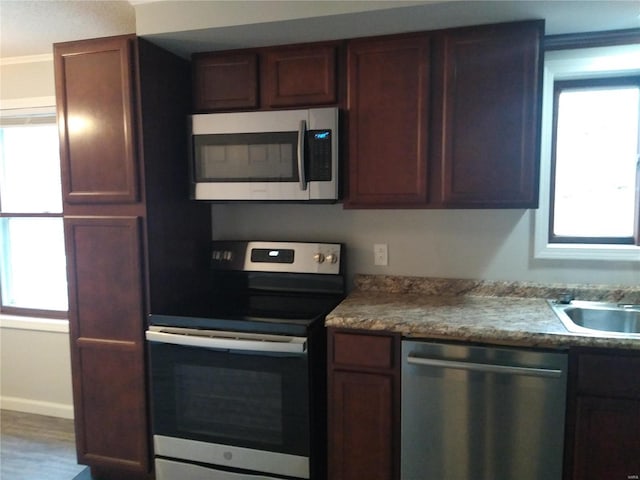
[306,130,332,181]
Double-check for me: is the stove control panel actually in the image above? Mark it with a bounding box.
[211,241,342,275]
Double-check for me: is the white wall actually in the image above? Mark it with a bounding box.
[0,321,74,418]
[210,204,640,290]
[0,56,55,108]
[0,56,74,418]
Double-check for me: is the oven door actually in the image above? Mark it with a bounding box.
[146,327,311,479]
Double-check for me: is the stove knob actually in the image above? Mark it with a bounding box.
[313,253,325,264]
[325,253,338,264]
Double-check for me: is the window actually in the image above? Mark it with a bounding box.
[550,77,639,244]
[0,108,68,317]
[535,43,640,261]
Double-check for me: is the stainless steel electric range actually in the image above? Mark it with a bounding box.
[146,241,345,480]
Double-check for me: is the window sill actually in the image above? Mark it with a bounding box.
[0,313,69,333]
[534,243,640,262]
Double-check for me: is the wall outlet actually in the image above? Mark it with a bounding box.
[374,243,388,266]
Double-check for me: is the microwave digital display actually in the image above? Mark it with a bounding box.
[307,130,331,182]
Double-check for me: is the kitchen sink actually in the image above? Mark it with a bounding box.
[548,300,640,337]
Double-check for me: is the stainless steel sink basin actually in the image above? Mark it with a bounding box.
[548,300,640,337]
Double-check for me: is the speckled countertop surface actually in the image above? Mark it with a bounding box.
[325,275,640,350]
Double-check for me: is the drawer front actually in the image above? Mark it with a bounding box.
[332,332,395,369]
[577,354,640,398]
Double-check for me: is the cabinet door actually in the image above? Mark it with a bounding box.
[436,21,543,207]
[54,35,139,204]
[192,52,258,111]
[572,396,640,480]
[329,371,395,480]
[64,216,149,474]
[346,35,431,207]
[328,330,400,480]
[262,44,337,107]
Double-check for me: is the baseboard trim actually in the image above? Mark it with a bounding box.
[1,396,74,419]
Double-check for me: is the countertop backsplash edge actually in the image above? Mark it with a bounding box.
[354,274,640,304]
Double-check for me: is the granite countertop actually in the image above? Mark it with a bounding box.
[325,275,640,350]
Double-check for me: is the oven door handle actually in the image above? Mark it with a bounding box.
[145,330,307,354]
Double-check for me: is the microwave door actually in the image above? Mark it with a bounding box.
[192,131,310,201]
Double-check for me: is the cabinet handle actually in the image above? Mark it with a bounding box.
[407,355,564,378]
[627,475,639,479]
[298,119,307,191]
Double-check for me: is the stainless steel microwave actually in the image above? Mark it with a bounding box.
[190,107,339,201]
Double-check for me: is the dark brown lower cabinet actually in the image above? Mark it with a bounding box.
[65,216,150,477]
[566,350,640,480]
[328,329,401,480]
[573,396,640,479]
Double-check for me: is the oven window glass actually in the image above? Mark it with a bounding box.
[175,365,283,445]
[194,132,299,182]
[149,341,309,456]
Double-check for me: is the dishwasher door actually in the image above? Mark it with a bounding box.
[402,340,568,480]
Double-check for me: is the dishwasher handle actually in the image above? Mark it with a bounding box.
[407,355,563,378]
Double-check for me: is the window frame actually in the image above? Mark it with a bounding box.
[534,43,640,262]
[549,75,640,246]
[0,106,68,318]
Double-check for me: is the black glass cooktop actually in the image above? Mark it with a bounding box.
[149,290,344,336]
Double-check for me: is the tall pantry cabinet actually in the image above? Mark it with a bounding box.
[54,35,211,479]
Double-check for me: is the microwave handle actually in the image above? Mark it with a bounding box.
[297,119,307,191]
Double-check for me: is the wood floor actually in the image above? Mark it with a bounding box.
[0,410,88,480]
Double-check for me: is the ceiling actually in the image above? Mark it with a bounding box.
[1,0,639,60]
[0,0,135,58]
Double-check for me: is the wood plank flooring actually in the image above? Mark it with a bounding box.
[0,410,87,480]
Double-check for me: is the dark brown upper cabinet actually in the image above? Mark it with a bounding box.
[55,36,139,204]
[192,42,339,112]
[345,20,544,209]
[261,43,337,107]
[192,51,259,111]
[435,20,543,208]
[346,33,432,207]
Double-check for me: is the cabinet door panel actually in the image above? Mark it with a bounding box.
[263,44,337,107]
[64,215,149,474]
[438,21,542,207]
[75,342,148,472]
[573,396,640,480]
[192,52,258,111]
[329,371,394,480]
[65,215,149,474]
[55,35,139,204]
[347,35,431,207]
[64,216,144,342]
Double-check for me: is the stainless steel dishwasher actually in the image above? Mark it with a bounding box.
[402,340,568,480]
